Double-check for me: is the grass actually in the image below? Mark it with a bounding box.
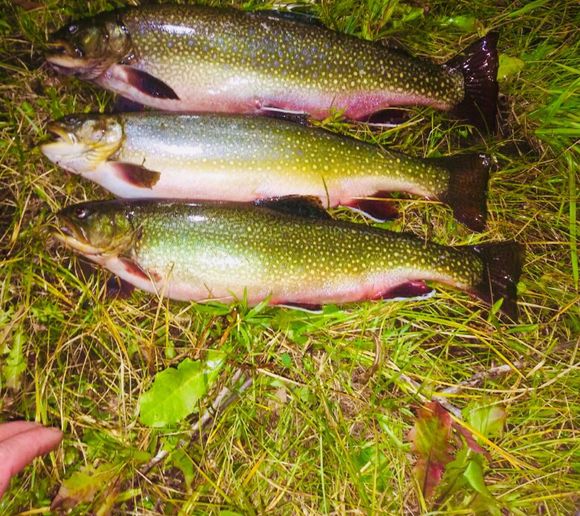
[0,0,578,513]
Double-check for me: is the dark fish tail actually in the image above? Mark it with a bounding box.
[445,32,499,134]
[468,241,523,321]
[431,154,491,232]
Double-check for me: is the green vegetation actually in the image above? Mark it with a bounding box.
[0,0,578,513]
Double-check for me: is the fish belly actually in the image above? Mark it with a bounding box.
[99,6,464,117]
[111,261,424,306]
[99,63,449,119]
[90,162,319,200]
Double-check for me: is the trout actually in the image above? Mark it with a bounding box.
[42,113,490,230]
[54,197,522,319]
[45,5,499,132]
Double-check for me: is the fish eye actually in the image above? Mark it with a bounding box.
[68,24,79,34]
[75,207,90,219]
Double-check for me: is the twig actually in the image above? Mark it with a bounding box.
[357,336,382,384]
[440,359,526,396]
[388,358,527,418]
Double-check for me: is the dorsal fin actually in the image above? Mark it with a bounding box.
[252,9,323,27]
[255,196,332,220]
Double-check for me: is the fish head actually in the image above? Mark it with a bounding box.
[55,201,134,257]
[46,14,131,79]
[41,114,123,174]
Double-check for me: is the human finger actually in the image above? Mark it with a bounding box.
[0,426,63,498]
[0,421,43,442]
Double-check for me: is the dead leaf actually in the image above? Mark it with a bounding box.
[51,463,121,511]
[452,421,488,457]
[408,401,454,499]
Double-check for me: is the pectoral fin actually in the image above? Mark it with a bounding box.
[121,66,180,100]
[105,276,135,299]
[119,257,150,282]
[112,163,161,189]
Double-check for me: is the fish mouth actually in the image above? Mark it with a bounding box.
[45,40,82,70]
[45,53,88,76]
[46,39,76,55]
[40,120,116,172]
[45,49,107,80]
[40,123,84,168]
[45,122,76,144]
[53,218,103,256]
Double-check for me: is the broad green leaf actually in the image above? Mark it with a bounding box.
[467,404,507,439]
[352,442,391,490]
[51,463,121,511]
[464,457,492,498]
[464,457,501,515]
[138,351,226,427]
[279,352,293,368]
[408,401,454,499]
[438,445,470,496]
[498,54,525,80]
[440,442,501,512]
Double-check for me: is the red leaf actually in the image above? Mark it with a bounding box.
[408,401,454,499]
[452,421,488,456]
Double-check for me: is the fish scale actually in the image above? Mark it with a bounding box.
[46,5,498,130]
[54,199,522,316]
[121,6,462,112]
[133,209,481,290]
[116,114,448,193]
[41,113,490,230]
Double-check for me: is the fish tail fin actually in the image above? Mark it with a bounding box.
[467,241,523,321]
[430,153,491,231]
[445,32,499,134]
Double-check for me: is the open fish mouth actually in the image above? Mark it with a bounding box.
[46,122,76,144]
[53,219,102,256]
[45,50,106,79]
[45,40,84,73]
[40,123,84,166]
[45,55,88,76]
